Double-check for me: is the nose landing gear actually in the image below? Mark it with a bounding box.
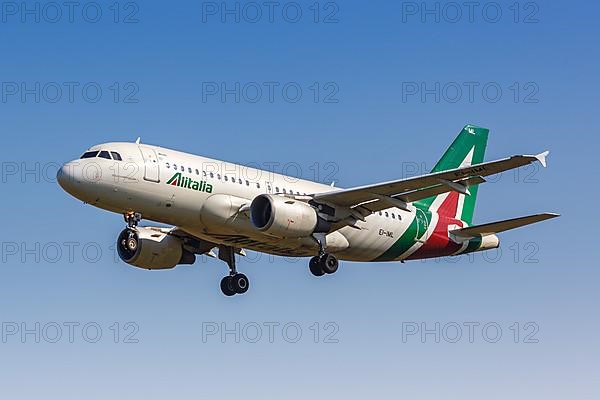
[124,212,142,228]
[122,212,143,254]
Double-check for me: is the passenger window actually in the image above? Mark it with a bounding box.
[379,211,382,216]
[174,164,177,170]
[110,152,122,161]
[98,151,111,159]
[202,171,207,177]
[209,172,214,178]
[385,212,389,218]
[282,188,287,194]
[217,174,221,180]
[80,151,98,159]
[275,187,279,192]
[392,213,396,219]
[246,180,250,186]
[224,176,229,182]
[196,169,200,175]
[238,178,242,184]
[256,183,260,189]
[188,167,192,173]
[180,166,184,172]
[166,163,170,168]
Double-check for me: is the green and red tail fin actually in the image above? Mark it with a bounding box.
[416,124,489,225]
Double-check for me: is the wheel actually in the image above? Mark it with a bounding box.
[309,256,325,277]
[320,254,339,274]
[220,276,236,296]
[231,273,249,294]
[126,236,138,251]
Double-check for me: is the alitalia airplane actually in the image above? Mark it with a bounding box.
[57,125,558,296]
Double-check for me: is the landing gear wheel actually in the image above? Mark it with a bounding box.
[232,273,249,294]
[126,235,138,252]
[220,276,236,297]
[309,256,325,277]
[320,254,339,274]
[218,246,250,296]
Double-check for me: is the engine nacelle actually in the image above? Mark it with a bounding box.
[250,194,330,238]
[117,227,196,270]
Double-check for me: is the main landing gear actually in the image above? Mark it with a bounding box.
[309,253,339,276]
[218,246,249,297]
[309,233,339,277]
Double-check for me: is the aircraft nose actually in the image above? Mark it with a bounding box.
[57,162,79,195]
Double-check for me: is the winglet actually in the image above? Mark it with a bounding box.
[135,137,141,144]
[535,150,550,168]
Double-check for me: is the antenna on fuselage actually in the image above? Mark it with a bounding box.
[135,137,141,144]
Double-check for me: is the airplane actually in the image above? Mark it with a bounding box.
[57,125,559,296]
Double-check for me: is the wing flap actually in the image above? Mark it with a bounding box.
[398,176,485,203]
[450,213,559,238]
[355,176,486,214]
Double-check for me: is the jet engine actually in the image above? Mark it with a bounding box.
[117,227,196,270]
[250,194,331,238]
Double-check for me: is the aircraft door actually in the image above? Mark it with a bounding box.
[138,146,160,183]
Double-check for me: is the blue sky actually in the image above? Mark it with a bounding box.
[0,1,598,399]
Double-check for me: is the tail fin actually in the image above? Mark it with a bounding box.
[416,124,489,225]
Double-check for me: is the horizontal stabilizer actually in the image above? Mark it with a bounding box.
[450,213,559,238]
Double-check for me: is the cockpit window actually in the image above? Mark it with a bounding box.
[80,151,99,159]
[98,151,111,159]
[111,152,123,161]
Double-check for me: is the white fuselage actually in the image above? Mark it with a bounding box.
[57,141,439,262]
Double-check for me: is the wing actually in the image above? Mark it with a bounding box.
[312,151,549,219]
